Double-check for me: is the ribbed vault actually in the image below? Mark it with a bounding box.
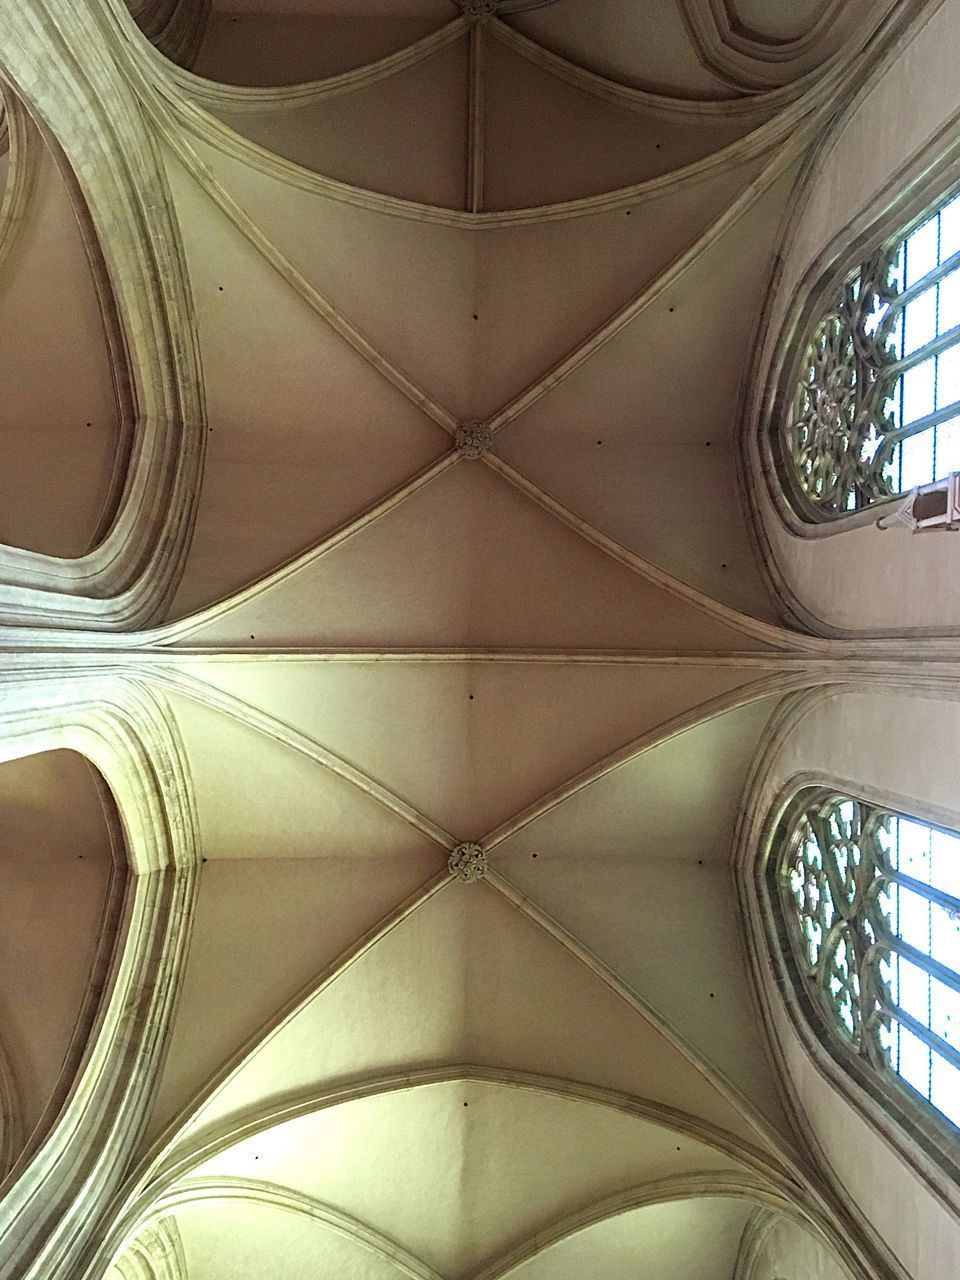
[0,2,954,1279]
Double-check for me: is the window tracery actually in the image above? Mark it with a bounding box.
[785,191,960,518]
[776,790,960,1133]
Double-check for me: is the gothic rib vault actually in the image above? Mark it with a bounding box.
[0,2,958,1279]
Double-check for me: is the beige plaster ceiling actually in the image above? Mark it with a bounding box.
[0,1,935,1278]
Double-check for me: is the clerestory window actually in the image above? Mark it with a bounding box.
[774,790,960,1138]
[784,190,960,518]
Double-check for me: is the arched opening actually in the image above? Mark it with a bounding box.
[0,83,130,560]
[767,785,960,1180]
[0,748,126,1181]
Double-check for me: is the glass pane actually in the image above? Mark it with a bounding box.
[931,1052,960,1127]
[931,897,960,979]
[893,819,960,898]
[939,269,960,333]
[902,286,938,356]
[898,954,931,1026]
[905,215,940,287]
[897,1020,932,1098]
[898,886,932,956]
[890,817,933,879]
[901,357,937,424]
[929,968,960,1050]
[899,430,935,489]
[932,828,960,900]
[937,343,960,409]
[934,417,960,475]
[939,192,960,261]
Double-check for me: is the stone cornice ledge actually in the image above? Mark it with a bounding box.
[0,674,199,1280]
[0,0,205,631]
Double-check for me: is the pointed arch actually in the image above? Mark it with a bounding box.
[0,674,199,1280]
[0,0,205,629]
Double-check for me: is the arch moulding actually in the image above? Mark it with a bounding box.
[0,672,199,1280]
[0,0,205,631]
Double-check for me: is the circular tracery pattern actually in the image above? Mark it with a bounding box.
[784,796,877,1049]
[786,250,900,517]
[791,311,860,508]
[786,815,832,969]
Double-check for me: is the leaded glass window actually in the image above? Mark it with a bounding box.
[777,791,960,1133]
[786,190,960,517]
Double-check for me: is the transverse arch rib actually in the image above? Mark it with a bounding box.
[137,1179,445,1280]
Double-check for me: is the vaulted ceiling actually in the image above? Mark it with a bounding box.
[0,2,948,1279]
